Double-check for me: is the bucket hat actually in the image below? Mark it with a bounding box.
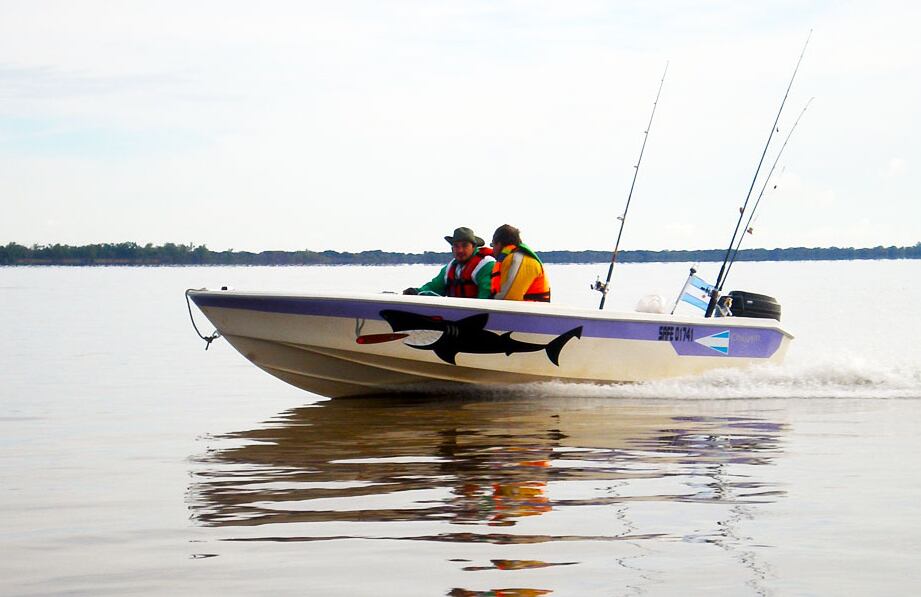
[444,227,485,247]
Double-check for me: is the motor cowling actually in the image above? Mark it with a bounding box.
[721,290,781,321]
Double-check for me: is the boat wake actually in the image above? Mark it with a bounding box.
[488,354,921,401]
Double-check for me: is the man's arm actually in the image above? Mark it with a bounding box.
[417,264,449,296]
[473,256,496,298]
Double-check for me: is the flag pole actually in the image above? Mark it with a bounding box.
[671,267,697,314]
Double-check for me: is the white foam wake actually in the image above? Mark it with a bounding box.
[526,355,921,400]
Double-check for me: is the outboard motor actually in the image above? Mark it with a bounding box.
[720,290,781,321]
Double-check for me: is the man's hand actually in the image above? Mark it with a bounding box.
[402,287,419,295]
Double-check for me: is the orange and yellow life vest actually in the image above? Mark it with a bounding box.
[493,244,551,302]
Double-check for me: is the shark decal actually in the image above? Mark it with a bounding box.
[356,309,582,366]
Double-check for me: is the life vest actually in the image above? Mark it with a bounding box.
[490,261,502,297]
[500,244,551,302]
[445,248,493,298]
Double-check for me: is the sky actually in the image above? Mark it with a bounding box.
[1,1,918,253]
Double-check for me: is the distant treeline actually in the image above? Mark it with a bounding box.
[2,241,920,266]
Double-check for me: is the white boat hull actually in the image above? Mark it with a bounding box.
[188,291,792,398]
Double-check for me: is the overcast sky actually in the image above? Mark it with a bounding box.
[1,1,918,252]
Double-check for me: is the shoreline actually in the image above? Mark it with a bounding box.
[3,242,919,266]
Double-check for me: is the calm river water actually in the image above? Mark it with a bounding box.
[2,261,920,595]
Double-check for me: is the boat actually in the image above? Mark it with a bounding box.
[186,289,792,398]
[185,48,810,399]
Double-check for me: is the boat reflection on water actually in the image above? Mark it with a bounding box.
[189,394,787,594]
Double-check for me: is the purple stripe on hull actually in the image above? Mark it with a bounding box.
[670,330,783,359]
[191,294,783,359]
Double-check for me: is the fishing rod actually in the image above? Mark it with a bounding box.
[595,62,668,310]
[722,97,813,287]
[704,30,812,317]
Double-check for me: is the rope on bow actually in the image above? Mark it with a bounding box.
[185,289,221,350]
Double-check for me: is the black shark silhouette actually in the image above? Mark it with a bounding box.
[379,309,582,366]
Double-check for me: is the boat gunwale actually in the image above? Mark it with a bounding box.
[188,289,794,339]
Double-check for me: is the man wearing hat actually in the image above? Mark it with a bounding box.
[403,227,496,298]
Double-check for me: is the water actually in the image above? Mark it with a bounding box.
[2,261,920,595]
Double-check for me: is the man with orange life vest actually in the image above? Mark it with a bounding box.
[490,224,551,302]
[402,227,496,298]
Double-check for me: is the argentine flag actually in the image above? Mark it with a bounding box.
[671,270,715,314]
[696,329,730,354]
[680,274,713,311]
